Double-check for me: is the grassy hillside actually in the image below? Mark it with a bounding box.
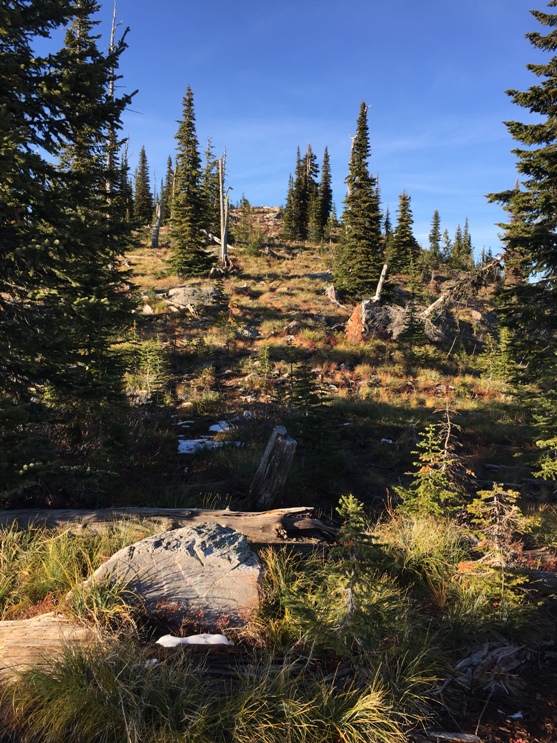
[1,213,556,743]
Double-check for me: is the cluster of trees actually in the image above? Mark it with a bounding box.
[425,211,474,270]
[282,145,333,242]
[332,102,477,300]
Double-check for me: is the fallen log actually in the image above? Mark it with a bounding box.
[0,613,97,683]
[0,506,337,549]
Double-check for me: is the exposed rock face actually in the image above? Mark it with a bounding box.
[82,523,262,629]
[0,613,97,682]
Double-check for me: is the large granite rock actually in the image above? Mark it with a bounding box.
[166,283,217,308]
[82,523,261,628]
[0,613,97,682]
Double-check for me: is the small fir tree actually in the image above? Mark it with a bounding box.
[387,191,421,273]
[170,86,213,277]
[399,405,465,516]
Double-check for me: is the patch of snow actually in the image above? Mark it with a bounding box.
[177,439,225,454]
[156,633,233,648]
[209,420,232,433]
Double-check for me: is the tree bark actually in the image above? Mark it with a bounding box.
[247,426,297,510]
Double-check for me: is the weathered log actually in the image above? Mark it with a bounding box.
[0,506,335,549]
[247,426,297,510]
[0,613,97,683]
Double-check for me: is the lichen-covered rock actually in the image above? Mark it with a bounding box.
[81,523,261,628]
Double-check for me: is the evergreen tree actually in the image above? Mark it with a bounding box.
[450,221,474,270]
[441,229,453,263]
[133,145,153,225]
[384,208,392,239]
[487,1,557,375]
[160,156,174,226]
[56,0,135,396]
[333,101,383,299]
[387,191,420,273]
[234,193,262,254]
[201,137,221,235]
[282,174,296,239]
[308,146,333,242]
[283,144,321,241]
[118,139,134,222]
[0,0,135,496]
[428,210,442,267]
[170,86,213,277]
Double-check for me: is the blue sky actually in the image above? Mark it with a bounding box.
[91,0,540,256]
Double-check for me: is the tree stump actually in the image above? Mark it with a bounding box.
[248,426,297,510]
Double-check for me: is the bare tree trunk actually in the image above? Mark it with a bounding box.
[248,427,297,510]
[371,263,389,303]
[219,157,226,264]
[151,200,161,248]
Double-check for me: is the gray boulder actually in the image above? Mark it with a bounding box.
[166,283,217,308]
[82,523,261,629]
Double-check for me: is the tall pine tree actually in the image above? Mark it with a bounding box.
[170,86,213,277]
[333,102,383,299]
[201,137,221,235]
[133,145,153,225]
[309,146,333,242]
[428,209,442,267]
[160,155,174,226]
[488,1,557,374]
